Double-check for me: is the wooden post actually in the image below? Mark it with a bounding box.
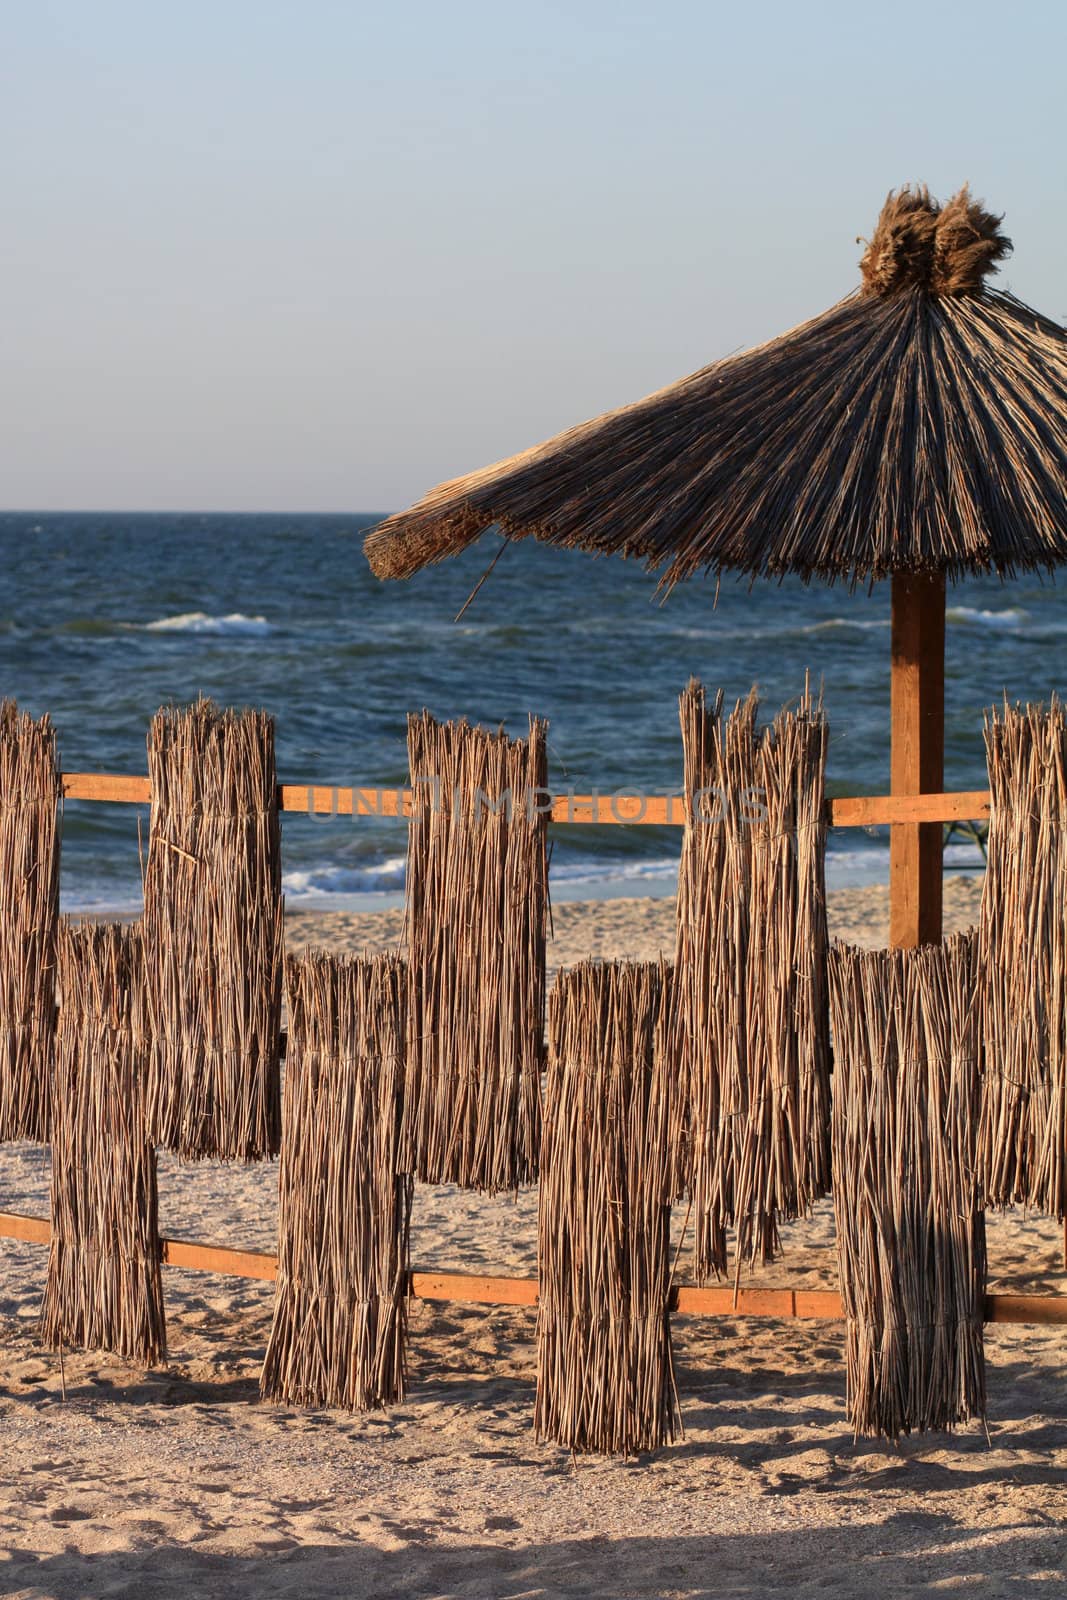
[890,573,946,948]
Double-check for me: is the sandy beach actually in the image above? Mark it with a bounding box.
[2,879,1065,1599]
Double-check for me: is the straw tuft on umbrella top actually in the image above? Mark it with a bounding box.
[365,186,1065,590]
[858,184,1011,299]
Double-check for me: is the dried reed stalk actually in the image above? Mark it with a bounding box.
[261,952,411,1410]
[674,681,831,1281]
[41,922,166,1366]
[403,711,548,1192]
[0,702,61,1142]
[536,960,681,1456]
[828,934,986,1441]
[143,700,283,1161]
[979,698,1067,1218]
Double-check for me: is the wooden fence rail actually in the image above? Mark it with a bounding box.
[60,773,992,828]
[1,1212,1063,1323]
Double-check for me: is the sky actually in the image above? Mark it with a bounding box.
[1,0,1063,513]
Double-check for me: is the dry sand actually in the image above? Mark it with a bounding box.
[2,879,1065,1599]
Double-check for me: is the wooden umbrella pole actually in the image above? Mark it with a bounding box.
[890,573,947,948]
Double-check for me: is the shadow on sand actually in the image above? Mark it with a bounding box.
[3,1516,1065,1600]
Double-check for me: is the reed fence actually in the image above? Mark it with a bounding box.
[40,922,166,1367]
[979,699,1067,1220]
[403,712,548,1192]
[261,952,411,1410]
[143,701,283,1162]
[674,682,832,1283]
[1,742,1065,1447]
[828,933,986,1440]
[0,703,60,1142]
[537,959,680,1454]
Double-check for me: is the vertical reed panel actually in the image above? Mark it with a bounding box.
[0,702,61,1142]
[828,934,986,1441]
[674,682,831,1280]
[143,701,283,1161]
[536,960,680,1456]
[404,712,548,1192]
[979,699,1067,1218]
[41,922,166,1366]
[261,952,411,1410]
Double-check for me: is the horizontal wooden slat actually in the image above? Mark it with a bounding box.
[548,795,686,825]
[405,1285,1067,1325]
[672,1285,842,1318]
[830,790,991,827]
[983,1293,1067,1325]
[794,1289,846,1319]
[162,1237,277,1280]
[0,1211,50,1245]
[60,774,994,828]
[63,773,152,803]
[278,785,412,818]
[410,1270,536,1307]
[2,1214,1064,1323]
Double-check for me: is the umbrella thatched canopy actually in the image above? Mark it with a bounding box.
[365,187,1066,950]
[365,187,1065,589]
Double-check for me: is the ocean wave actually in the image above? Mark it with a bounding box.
[823,837,983,890]
[801,616,891,635]
[946,605,1029,630]
[645,615,891,644]
[59,889,144,916]
[281,829,987,908]
[57,618,122,636]
[281,851,985,907]
[282,857,408,903]
[549,856,681,887]
[139,611,271,635]
[281,853,686,905]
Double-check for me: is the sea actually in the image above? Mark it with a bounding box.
[2,511,1064,915]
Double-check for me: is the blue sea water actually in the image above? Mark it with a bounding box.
[1,511,1064,913]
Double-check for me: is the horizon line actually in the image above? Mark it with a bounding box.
[0,506,392,518]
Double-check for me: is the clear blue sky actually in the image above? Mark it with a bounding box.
[1,0,1063,513]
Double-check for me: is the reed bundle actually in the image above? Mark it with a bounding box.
[536,960,680,1456]
[674,681,831,1281]
[979,699,1067,1218]
[828,934,986,1442]
[261,952,411,1411]
[143,700,283,1162]
[41,922,166,1366]
[403,710,548,1192]
[0,702,61,1143]
[366,188,1066,591]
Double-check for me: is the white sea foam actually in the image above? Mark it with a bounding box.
[946,605,1029,630]
[282,858,408,903]
[652,615,892,644]
[140,611,271,635]
[280,852,687,909]
[802,616,891,634]
[550,856,681,887]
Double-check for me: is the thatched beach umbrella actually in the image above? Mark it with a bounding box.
[365,187,1067,947]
